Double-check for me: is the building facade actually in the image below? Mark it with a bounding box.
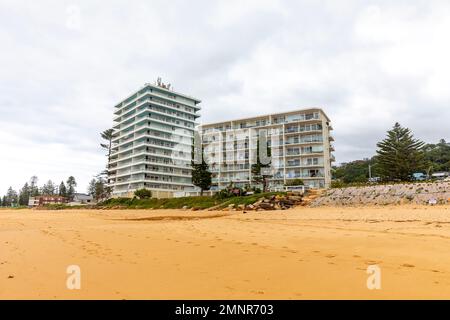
[28,196,67,207]
[200,108,334,190]
[108,82,201,197]
[71,193,94,205]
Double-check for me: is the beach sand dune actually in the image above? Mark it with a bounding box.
[1,205,450,299]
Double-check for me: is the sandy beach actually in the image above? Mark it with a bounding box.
[1,205,450,299]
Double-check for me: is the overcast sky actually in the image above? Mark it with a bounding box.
[1,0,449,194]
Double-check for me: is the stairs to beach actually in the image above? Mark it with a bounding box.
[300,189,325,206]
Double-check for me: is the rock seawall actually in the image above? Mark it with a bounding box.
[311,181,450,206]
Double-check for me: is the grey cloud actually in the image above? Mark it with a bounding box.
[1,0,450,193]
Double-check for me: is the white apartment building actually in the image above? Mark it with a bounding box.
[108,81,201,197]
[200,109,334,190]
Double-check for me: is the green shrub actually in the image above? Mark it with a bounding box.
[285,179,304,186]
[253,187,262,194]
[331,180,346,188]
[134,188,152,199]
[214,188,233,200]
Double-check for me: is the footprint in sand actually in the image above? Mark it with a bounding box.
[401,263,415,268]
[365,260,381,265]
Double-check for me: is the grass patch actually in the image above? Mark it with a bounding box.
[215,192,287,209]
[40,204,94,210]
[99,196,219,210]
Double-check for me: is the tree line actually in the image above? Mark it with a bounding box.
[0,129,115,207]
[0,176,77,207]
[333,123,450,184]
[0,175,113,207]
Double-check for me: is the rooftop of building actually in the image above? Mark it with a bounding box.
[114,79,202,108]
[199,107,331,128]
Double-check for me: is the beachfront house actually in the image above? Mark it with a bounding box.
[70,193,94,205]
[28,196,67,208]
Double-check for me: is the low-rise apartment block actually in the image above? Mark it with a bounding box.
[200,109,334,190]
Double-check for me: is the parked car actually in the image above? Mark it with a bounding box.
[412,172,427,181]
[431,172,449,180]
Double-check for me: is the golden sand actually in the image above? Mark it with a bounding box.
[1,205,450,299]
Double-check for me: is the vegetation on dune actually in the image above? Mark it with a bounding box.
[99,196,219,210]
[213,192,287,210]
[97,192,287,210]
[40,204,90,210]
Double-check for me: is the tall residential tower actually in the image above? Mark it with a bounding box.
[108,81,201,197]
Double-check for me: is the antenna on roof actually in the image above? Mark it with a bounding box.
[155,77,172,90]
